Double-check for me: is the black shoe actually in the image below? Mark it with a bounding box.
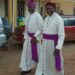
[20,70,32,75]
[20,71,25,75]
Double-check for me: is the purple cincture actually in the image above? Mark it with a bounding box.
[43,34,61,72]
[28,33,38,62]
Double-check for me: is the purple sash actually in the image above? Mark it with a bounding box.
[28,33,38,62]
[43,34,61,72]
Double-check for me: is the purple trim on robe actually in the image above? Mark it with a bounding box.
[28,33,38,62]
[43,34,61,72]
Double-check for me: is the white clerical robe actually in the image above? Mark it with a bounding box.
[35,12,65,75]
[19,12,43,71]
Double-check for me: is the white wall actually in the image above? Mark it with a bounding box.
[0,0,5,17]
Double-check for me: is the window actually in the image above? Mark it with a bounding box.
[56,3,61,14]
[17,0,25,17]
[5,0,8,17]
[17,0,25,26]
[73,6,75,16]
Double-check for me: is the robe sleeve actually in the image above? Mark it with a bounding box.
[56,17,65,50]
[34,15,43,41]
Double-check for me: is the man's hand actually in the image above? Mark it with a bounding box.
[31,36,38,44]
[53,49,60,55]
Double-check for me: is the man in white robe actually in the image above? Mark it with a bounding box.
[35,2,65,75]
[19,0,43,75]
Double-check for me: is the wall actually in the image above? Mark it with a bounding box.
[0,0,5,17]
[51,0,75,15]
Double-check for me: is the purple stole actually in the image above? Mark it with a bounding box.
[28,33,38,62]
[43,34,61,72]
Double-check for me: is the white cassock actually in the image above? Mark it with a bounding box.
[19,12,43,71]
[35,12,65,75]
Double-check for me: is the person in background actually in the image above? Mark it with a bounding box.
[35,1,65,75]
[60,10,64,16]
[19,0,43,75]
